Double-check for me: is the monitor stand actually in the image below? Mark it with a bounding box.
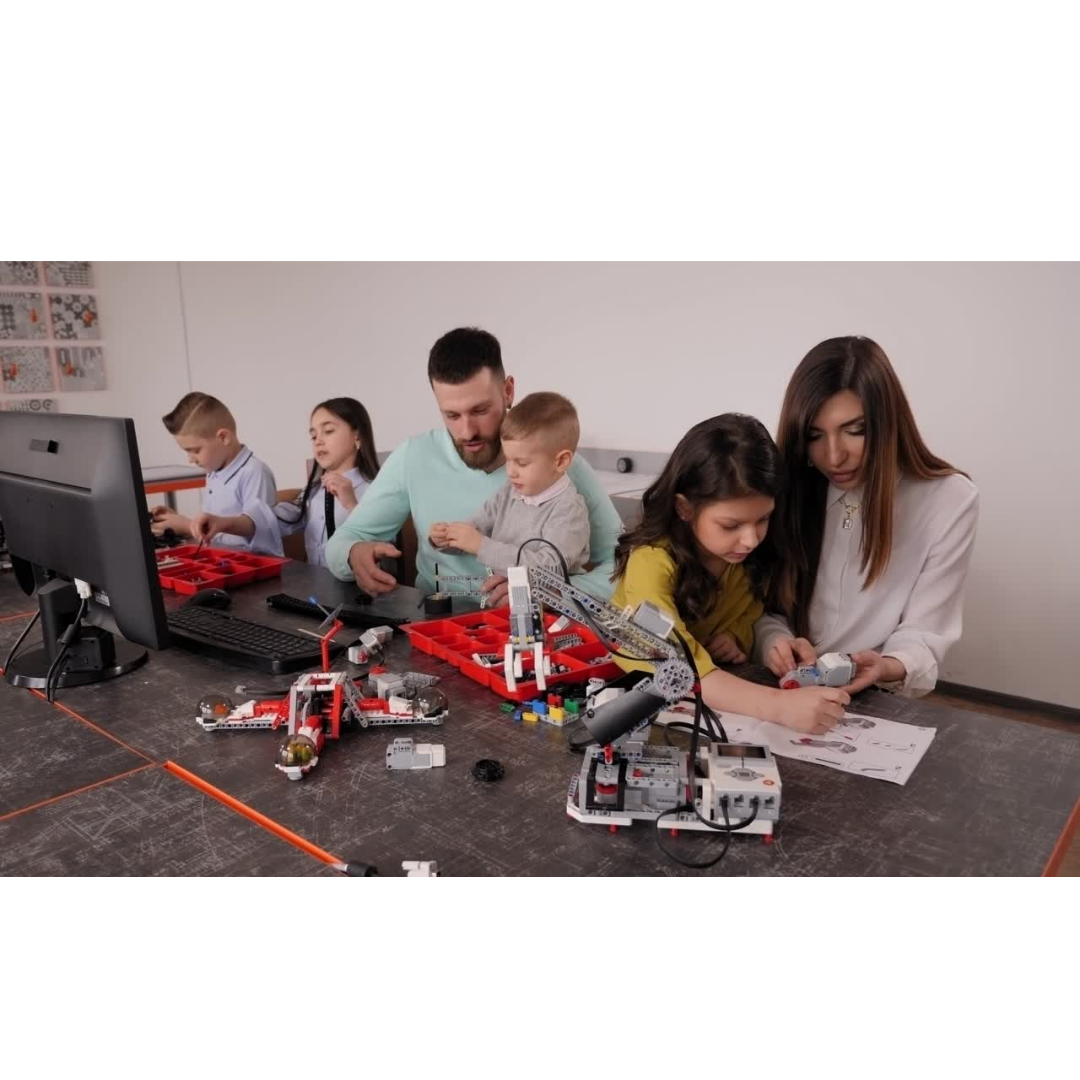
[3,579,148,690]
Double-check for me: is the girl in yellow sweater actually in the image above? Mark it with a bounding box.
[611,413,849,734]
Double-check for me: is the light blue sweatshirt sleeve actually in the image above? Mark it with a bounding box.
[566,456,623,600]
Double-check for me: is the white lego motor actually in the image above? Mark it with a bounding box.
[780,651,855,689]
[504,565,550,692]
[348,625,395,665]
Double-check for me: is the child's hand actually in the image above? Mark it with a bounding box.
[764,635,817,677]
[429,522,451,548]
[321,471,358,512]
[440,522,483,556]
[705,630,746,664]
[772,686,850,734]
[191,512,226,541]
[150,508,191,537]
[481,573,509,608]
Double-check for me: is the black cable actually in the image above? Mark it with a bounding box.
[717,798,761,832]
[671,628,710,849]
[653,795,763,870]
[700,701,727,743]
[652,803,730,868]
[514,537,571,581]
[45,597,87,704]
[681,706,763,837]
[3,609,40,674]
[44,643,70,704]
[671,628,727,743]
[661,629,766,859]
[274,460,321,529]
[662,720,717,746]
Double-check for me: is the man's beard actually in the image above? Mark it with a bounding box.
[453,434,502,470]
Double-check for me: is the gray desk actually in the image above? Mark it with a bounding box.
[0,565,1076,876]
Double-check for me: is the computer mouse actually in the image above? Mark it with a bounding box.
[186,588,232,610]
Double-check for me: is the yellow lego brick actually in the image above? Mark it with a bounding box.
[549,707,565,723]
[522,710,538,722]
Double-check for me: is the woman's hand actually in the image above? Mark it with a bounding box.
[764,636,817,677]
[843,650,907,694]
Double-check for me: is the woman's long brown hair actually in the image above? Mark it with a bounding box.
[767,336,964,637]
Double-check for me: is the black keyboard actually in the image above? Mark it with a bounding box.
[167,605,345,674]
[264,592,410,630]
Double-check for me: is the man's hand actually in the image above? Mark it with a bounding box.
[347,540,401,595]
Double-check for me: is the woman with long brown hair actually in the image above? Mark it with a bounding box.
[756,336,979,697]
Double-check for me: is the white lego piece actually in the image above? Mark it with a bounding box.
[387,694,416,716]
[385,737,446,770]
[373,672,406,698]
[780,651,855,689]
[692,743,781,833]
[591,687,625,709]
[504,641,517,692]
[402,860,440,877]
[421,744,447,767]
[348,625,394,664]
[533,641,547,692]
[818,652,856,683]
[633,600,675,641]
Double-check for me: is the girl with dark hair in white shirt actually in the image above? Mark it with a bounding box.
[192,397,380,567]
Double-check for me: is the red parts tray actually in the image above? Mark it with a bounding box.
[155,545,288,593]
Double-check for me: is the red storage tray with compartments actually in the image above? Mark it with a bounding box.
[155,545,288,593]
[402,606,621,701]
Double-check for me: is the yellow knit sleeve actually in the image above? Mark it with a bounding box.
[610,546,717,679]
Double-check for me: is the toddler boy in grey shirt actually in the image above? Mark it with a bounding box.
[429,391,591,573]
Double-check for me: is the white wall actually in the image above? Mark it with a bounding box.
[20,262,191,467]
[90,262,1080,708]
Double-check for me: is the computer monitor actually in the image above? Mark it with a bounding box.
[0,411,169,693]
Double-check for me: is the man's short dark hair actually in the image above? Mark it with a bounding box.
[427,327,504,385]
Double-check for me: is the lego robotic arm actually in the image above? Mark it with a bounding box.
[508,562,697,744]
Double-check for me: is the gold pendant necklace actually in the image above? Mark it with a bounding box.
[842,496,859,531]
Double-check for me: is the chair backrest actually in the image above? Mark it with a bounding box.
[395,514,419,587]
[275,488,307,562]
